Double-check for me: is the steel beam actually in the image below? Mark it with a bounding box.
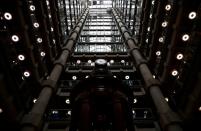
[20,8,89,131]
[112,8,183,131]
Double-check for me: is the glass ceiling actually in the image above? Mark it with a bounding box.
[74,0,127,53]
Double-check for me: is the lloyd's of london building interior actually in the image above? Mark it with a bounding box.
[0,0,201,131]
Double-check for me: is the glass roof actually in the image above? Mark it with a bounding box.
[75,0,127,53]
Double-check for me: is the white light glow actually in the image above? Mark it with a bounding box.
[133,98,137,103]
[65,99,70,104]
[30,5,36,11]
[188,12,197,20]
[176,53,183,60]
[4,12,12,20]
[121,60,125,63]
[198,107,201,111]
[0,108,3,114]
[67,110,71,115]
[77,60,81,64]
[156,51,161,56]
[165,4,171,11]
[171,70,178,76]
[182,34,190,41]
[37,38,42,43]
[125,75,130,80]
[72,76,77,80]
[88,60,92,63]
[33,22,39,28]
[40,52,46,57]
[24,71,30,77]
[33,98,37,103]
[162,21,168,27]
[11,35,19,42]
[110,60,114,64]
[18,54,25,61]
[165,97,169,102]
[159,37,164,43]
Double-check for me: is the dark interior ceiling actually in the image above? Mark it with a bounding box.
[0,0,201,131]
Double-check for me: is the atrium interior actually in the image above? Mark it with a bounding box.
[0,0,201,131]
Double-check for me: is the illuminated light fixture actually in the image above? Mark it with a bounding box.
[52,110,58,114]
[132,110,135,114]
[146,39,149,43]
[158,37,164,43]
[33,98,37,103]
[4,12,12,20]
[152,0,155,5]
[29,5,36,11]
[33,22,39,28]
[147,27,150,31]
[0,108,3,114]
[91,62,95,66]
[85,75,89,78]
[125,75,130,80]
[76,60,81,64]
[11,35,19,42]
[171,69,178,76]
[165,97,169,102]
[121,60,125,63]
[72,76,77,80]
[46,0,49,5]
[23,71,31,78]
[198,106,201,111]
[149,14,152,19]
[165,4,171,11]
[188,12,197,20]
[18,54,25,61]
[176,53,183,60]
[107,62,110,66]
[53,39,56,44]
[65,99,70,104]
[37,38,42,43]
[48,14,51,18]
[51,27,54,32]
[88,60,92,63]
[161,21,168,27]
[182,34,190,41]
[40,52,46,57]
[153,75,156,78]
[156,51,161,56]
[110,59,114,64]
[67,110,71,115]
[113,75,117,78]
[133,98,137,103]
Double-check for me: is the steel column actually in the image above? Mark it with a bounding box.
[20,8,89,131]
[112,8,183,131]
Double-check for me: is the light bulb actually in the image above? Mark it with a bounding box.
[133,98,137,103]
[156,51,161,56]
[65,99,70,104]
[72,76,77,80]
[30,5,36,11]
[125,75,130,80]
[165,4,171,11]
[161,21,168,27]
[76,60,81,64]
[121,60,125,63]
[171,70,178,76]
[33,98,37,103]
[158,37,164,43]
[37,38,42,43]
[188,12,196,20]
[182,34,190,41]
[33,22,39,28]
[4,12,12,20]
[18,54,25,61]
[176,53,183,60]
[24,71,31,77]
[11,35,19,42]
[40,52,46,57]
